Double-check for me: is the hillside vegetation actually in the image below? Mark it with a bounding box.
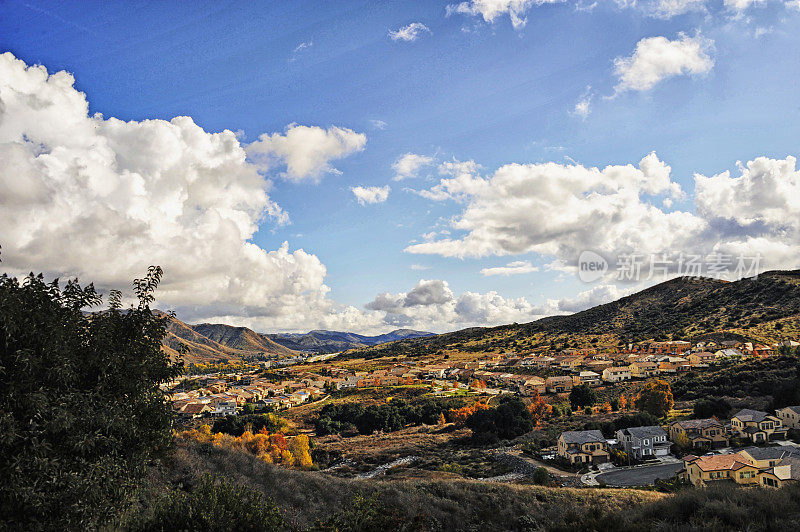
[350,271,800,359]
[145,440,800,531]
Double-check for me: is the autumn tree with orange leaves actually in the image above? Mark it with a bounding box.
[526,390,551,427]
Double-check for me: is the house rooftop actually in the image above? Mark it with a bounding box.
[672,418,722,430]
[766,456,800,481]
[740,445,800,461]
[733,408,771,423]
[691,453,753,472]
[778,405,800,415]
[561,430,606,444]
[620,425,668,439]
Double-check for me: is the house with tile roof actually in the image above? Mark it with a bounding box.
[731,409,786,443]
[545,375,574,394]
[557,430,609,465]
[680,453,760,487]
[668,418,728,449]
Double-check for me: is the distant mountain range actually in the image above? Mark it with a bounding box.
[157,311,433,363]
[265,329,435,354]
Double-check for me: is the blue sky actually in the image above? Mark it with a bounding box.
[1,1,799,333]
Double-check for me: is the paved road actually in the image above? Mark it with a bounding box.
[595,462,683,487]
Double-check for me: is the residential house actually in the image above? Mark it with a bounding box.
[680,453,760,487]
[520,355,555,369]
[687,351,718,367]
[752,344,774,358]
[615,426,671,460]
[545,375,574,394]
[558,357,584,372]
[602,366,632,383]
[738,445,800,469]
[731,409,787,443]
[668,418,729,449]
[585,359,613,373]
[212,399,237,417]
[658,356,690,373]
[776,405,800,429]
[715,348,744,360]
[557,430,610,465]
[759,456,800,488]
[519,377,546,396]
[180,402,211,419]
[629,360,659,379]
[648,341,691,354]
[572,371,601,387]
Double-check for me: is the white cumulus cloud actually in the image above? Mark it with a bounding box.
[407,148,800,281]
[246,124,366,183]
[614,34,714,92]
[351,185,390,205]
[480,260,539,276]
[392,152,434,180]
[0,52,381,333]
[389,22,431,42]
[447,0,564,29]
[724,0,765,12]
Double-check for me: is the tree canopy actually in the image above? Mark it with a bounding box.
[0,267,182,529]
[635,379,674,418]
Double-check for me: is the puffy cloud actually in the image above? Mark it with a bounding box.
[388,22,431,42]
[246,124,366,182]
[366,279,542,330]
[0,52,370,333]
[694,156,800,232]
[408,149,800,279]
[351,185,390,205]
[447,0,564,29]
[724,0,765,12]
[553,284,631,312]
[572,87,593,118]
[614,34,714,92]
[788,0,800,11]
[408,152,690,259]
[649,0,707,18]
[392,152,434,180]
[480,260,538,276]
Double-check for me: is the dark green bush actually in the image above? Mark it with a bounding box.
[131,475,284,531]
[0,269,182,529]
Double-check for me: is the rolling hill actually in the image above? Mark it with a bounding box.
[157,312,433,362]
[347,270,800,359]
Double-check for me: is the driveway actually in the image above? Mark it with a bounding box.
[595,462,683,487]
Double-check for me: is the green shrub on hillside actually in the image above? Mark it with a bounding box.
[0,268,182,529]
[131,475,284,531]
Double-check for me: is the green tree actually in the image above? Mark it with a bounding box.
[466,397,533,440]
[635,379,674,418]
[570,384,597,409]
[0,267,182,529]
[693,397,731,419]
[532,467,550,485]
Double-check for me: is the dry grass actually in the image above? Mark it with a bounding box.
[158,440,663,531]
